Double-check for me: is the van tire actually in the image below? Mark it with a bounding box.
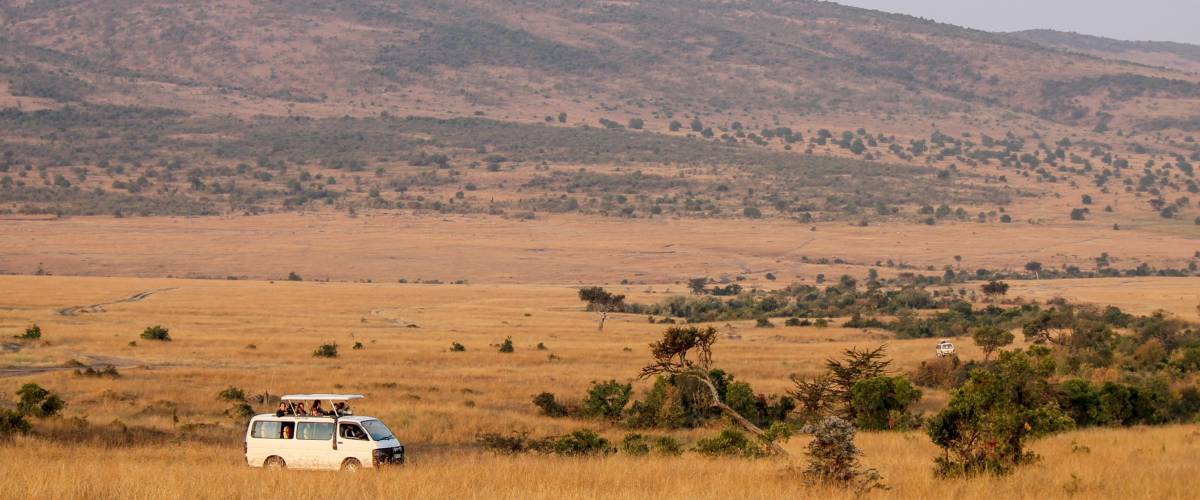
[264,456,286,470]
[341,458,362,472]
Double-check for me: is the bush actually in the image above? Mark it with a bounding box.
[313,343,338,358]
[532,392,569,417]
[498,337,514,353]
[582,380,632,420]
[800,417,883,492]
[0,409,31,438]
[352,342,364,350]
[217,387,246,402]
[927,349,1073,477]
[16,383,65,418]
[694,429,766,458]
[227,402,255,423]
[755,318,774,328]
[450,341,466,352]
[18,324,41,340]
[287,271,303,281]
[849,376,921,430]
[552,428,615,456]
[140,325,171,341]
[653,435,684,456]
[620,433,651,456]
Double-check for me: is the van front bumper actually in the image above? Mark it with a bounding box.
[373,445,405,466]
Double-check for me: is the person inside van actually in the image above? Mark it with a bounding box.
[310,400,328,417]
[293,402,306,416]
[275,402,290,417]
[333,402,352,416]
[341,424,366,440]
[281,423,294,439]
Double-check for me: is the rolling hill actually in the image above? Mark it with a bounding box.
[0,0,1197,223]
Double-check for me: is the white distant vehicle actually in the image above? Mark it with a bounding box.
[935,339,956,357]
[244,394,404,471]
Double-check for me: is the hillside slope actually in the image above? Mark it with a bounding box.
[0,0,1197,225]
[1010,29,1200,74]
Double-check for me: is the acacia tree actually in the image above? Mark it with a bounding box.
[971,325,1014,361]
[578,287,626,331]
[640,326,789,457]
[980,280,1009,301]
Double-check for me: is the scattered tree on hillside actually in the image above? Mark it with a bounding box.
[970,324,1014,361]
[1024,261,1043,279]
[980,280,1009,301]
[578,287,626,331]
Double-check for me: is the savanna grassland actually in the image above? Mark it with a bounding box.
[2,1,1200,499]
[0,275,1199,499]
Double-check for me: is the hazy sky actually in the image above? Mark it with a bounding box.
[835,0,1200,44]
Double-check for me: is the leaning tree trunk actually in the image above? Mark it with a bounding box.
[597,310,608,331]
[686,372,790,458]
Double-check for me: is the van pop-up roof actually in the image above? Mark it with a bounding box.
[281,394,364,402]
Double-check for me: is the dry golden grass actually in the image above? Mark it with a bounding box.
[2,212,1197,285]
[1,275,1199,499]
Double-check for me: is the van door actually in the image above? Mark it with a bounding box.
[338,422,374,467]
[295,420,337,469]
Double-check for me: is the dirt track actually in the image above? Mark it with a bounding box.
[58,288,176,316]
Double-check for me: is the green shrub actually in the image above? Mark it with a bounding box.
[653,435,684,456]
[498,337,514,353]
[140,325,171,341]
[849,376,921,430]
[352,342,364,350]
[755,318,774,328]
[619,433,651,456]
[552,429,615,456]
[582,380,632,420]
[16,383,65,418]
[313,343,338,358]
[217,386,246,402]
[532,392,569,417]
[927,349,1072,477]
[0,409,31,437]
[18,324,41,340]
[693,429,766,458]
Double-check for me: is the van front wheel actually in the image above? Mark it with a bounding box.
[264,457,286,470]
[341,458,362,472]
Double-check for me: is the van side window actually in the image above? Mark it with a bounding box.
[296,422,335,440]
[252,420,288,439]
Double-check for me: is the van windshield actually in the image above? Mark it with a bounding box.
[361,420,395,441]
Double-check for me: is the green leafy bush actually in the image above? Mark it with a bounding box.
[498,337,514,353]
[18,324,41,340]
[140,325,171,341]
[927,348,1073,477]
[16,383,65,418]
[582,380,632,420]
[532,392,569,418]
[619,433,651,456]
[313,343,338,358]
[552,429,615,456]
[694,429,766,458]
[849,376,922,430]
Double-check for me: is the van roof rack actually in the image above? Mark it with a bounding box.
[281,394,364,401]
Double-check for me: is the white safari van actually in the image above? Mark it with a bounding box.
[244,394,405,471]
